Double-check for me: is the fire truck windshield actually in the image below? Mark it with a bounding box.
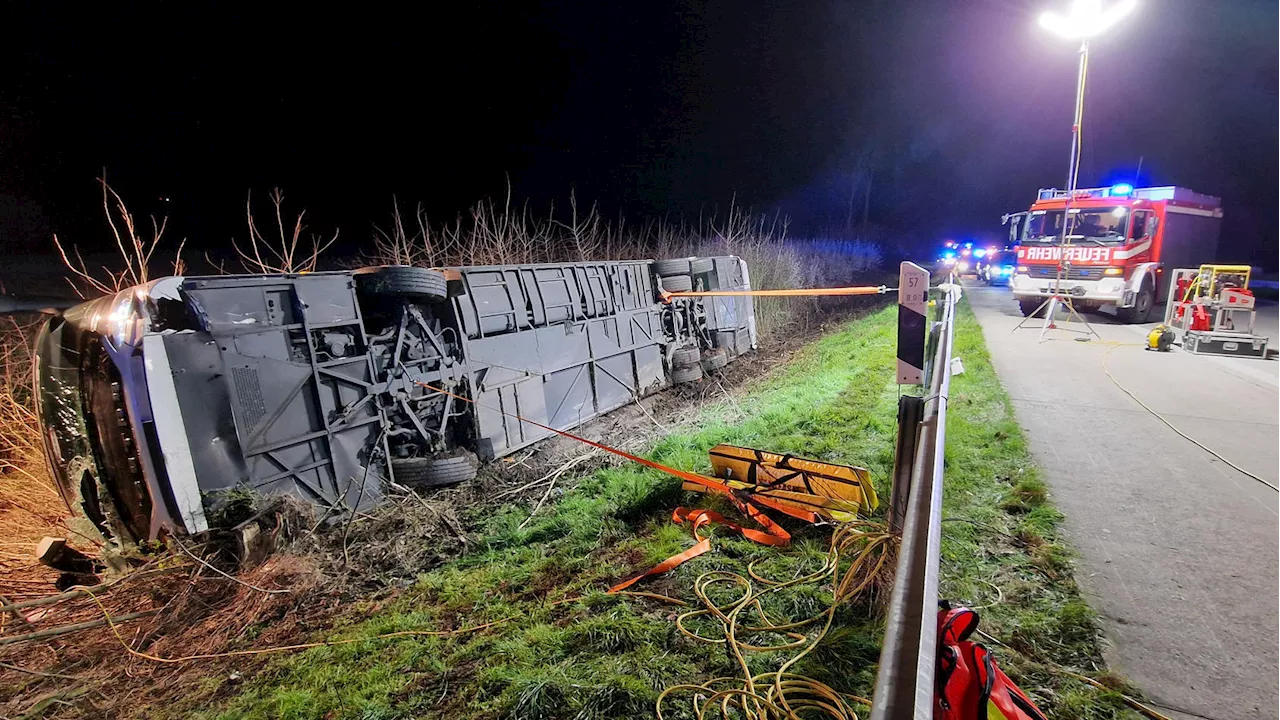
[1024,207,1129,246]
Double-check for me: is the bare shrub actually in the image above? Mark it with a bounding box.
[370,198,444,267]
[794,238,884,287]
[553,190,604,261]
[0,319,79,586]
[359,191,884,339]
[54,177,186,297]
[234,189,338,274]
[698,202,804,337]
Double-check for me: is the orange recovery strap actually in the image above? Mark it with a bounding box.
[415,382,800,525]
[607,507,792,593]
[660,285,887,302]
[414,385,837,593]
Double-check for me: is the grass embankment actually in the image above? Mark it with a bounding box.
[194,301,1136,720]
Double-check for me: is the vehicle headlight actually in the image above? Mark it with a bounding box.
[1103,267,1123,276]
[1000,266,1013,275]
[1017,266,1028,273]
[109,294,137,345]
[957,261,969,271]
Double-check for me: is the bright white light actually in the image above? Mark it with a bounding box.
[1039,0,1137,39]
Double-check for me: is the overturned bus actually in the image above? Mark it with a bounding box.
[35,258,756,550]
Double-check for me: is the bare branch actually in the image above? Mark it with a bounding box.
[237,189,337,274]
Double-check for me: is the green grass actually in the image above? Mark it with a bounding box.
[186,301,1138,720]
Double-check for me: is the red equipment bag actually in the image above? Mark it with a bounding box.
[935,602,1048,720]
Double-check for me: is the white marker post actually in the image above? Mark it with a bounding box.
[897,262,929,385]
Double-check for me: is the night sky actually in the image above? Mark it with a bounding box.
[2,0,1276,277]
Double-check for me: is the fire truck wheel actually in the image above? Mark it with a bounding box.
[1017,298,1041,317]
[1119,284,1153,324]
[661,274,693,293]
[391,451,478,488]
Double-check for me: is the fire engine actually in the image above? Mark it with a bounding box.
[1006,185,1223,322]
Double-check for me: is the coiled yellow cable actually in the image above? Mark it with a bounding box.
[655,521,895,719]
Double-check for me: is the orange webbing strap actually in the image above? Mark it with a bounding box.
[660,285,886,302]
[608,509,714,593]
[608,508,786,593]
[416,382,812,525]
[415,382,807,586]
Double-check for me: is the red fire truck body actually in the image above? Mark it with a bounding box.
[1009,186,1223,322]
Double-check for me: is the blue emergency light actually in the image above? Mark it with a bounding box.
[1110,183,1134,196]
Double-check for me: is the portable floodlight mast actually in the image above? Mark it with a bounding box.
[1014,0,1138,341]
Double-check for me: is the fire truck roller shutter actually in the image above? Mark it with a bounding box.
[1160,208,1223,274]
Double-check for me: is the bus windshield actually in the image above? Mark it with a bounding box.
[1023,207,1129,245]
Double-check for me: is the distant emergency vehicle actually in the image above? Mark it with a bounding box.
[1006,185,1222,322]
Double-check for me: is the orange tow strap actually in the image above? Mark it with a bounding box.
[660,285,886,302]
[415,382,808,588]
[606,507,785,593]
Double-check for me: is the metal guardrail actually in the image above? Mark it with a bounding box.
[870,276,958,720]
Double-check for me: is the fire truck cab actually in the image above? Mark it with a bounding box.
[1008,185,1222,323]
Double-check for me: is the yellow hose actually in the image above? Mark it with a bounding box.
[654,521,895,720]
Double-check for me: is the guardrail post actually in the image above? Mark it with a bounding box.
[889,395,924,533]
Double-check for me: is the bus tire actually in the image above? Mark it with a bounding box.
[672,346,701,367]
[654,258,692,276]
[701,348,729,372]
[661,274,693,293]
[391,451,478,488]
[671,364,703,384]
[354,266,449,302]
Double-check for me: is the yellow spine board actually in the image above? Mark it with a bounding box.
[694,444,879,520]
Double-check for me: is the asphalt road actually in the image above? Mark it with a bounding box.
[964,281,1278,720]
